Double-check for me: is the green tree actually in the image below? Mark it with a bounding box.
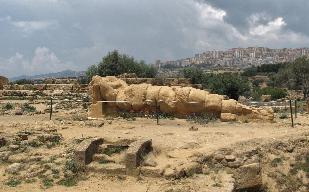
[275,57,309,98]
[183,67,204,84]
[204,73,250,100]
[183,68,250,100]
[87,50,157,79]
[291,57,309,98]
[85,64,98,82]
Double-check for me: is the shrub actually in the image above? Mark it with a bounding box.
[2,103,14,111]
[253,87,287,101]
[279,113,288,119]
[57,177,78,187]
[64,159,82,174]
[5,178,21,187]
[22,103,36,112]
[42,178,54,188]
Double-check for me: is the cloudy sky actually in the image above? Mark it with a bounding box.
[0,0,308,77]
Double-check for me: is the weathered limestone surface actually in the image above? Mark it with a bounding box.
[233,163,262,190]
[89,76,274,122]
[125,139,152,170]
[75,138,104,165]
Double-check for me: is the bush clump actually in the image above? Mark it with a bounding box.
[2,103,14,111]
[253,87,287,101]
[22,103,36,113]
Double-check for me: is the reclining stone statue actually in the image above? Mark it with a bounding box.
[88,76,274,122]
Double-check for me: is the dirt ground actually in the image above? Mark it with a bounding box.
[0,108,309,191]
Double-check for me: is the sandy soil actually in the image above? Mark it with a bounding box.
[0,111,308,191]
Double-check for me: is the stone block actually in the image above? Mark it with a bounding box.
[75,138,104,165]
[125,139,152,171]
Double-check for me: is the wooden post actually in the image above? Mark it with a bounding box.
[50,97,53,120]
[290,100,294,127]
[294,100,297,119]
[155,100,159,125]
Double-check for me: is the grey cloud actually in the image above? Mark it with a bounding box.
[0,0,308,77]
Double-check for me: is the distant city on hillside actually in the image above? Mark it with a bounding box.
[157,47,309,69]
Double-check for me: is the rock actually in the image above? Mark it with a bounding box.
[140,167,163,178]
[179,162,202,177]
[17,133,28,141]
[15,110,23,115]
[234,163,262,191]
[0,137,6,147]
[0,151,10,161]
[6,163,23,174]
[202,164,209,174]
[227,160,242,168]
[214,154,225,162]
[125,139,152,171]
[225,155,236,162]
[189,126,198,131]
[143,158,158,167]
[220,113,237,122]
[261,95,271,102]
[9,144,20,151]
[164,168,176,179]
[164,162,203,179]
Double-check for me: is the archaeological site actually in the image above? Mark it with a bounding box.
[0,73,309,192]
[1,1,309,191]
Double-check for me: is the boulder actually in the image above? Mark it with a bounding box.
[234,163,262,191]
[220,113,237,122]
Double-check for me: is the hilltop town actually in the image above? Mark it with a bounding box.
[159,47,309,69]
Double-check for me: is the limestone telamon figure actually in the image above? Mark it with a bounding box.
[88,76,274,122]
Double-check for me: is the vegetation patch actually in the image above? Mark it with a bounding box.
[103,145,128,156]
[22,103,36,113]
[186,113,217,125]
[290,153,309,175]
[57,177,78,187]
[5,178,22,187]
[64,159,83,174]
[2,103,14,111]
[42,178,54,188]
